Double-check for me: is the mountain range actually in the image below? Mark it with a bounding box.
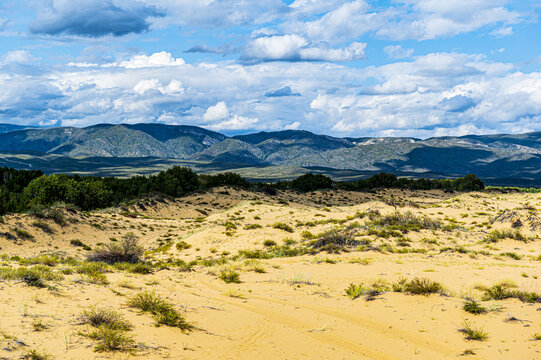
[0,123,539,184]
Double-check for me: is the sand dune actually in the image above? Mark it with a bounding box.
[0,188,539,359]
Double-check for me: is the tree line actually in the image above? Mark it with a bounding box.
[0,166,484,215]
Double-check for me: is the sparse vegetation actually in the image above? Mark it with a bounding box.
[460,320,488,341]
[127,291,191,330]
[88,232,143,264]
[463,300,487,315]
[392,277,444,295]
[219,269,241,284]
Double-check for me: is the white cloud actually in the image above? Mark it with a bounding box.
[384,45,414,59]
[243,35,366,62]
[284,121,301,130]
[108,51,185,68]
[203,101,230,122]
[490,26,513,37]
[205,115,259,131]
[1,47,540,138]
[2,50,38,65]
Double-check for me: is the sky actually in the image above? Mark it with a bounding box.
[0,0,540,138]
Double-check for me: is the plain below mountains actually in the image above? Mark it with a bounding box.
[0,123,539,183]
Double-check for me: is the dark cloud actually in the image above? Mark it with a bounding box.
[265,86,300,97]
[29,0,165,37]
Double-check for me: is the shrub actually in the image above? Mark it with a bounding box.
[272,222,294,233]
[291,173,333,192]
[393,277,443,295]
[80,307,132,330]
[482,283,516,300]
[311,227,358,253]
[32,221,54,234]
[463,300,487,315]
[345,283,365,300]
[23,349,51,360]
[219,269,241,284]
[369,211,442,233]
[485,229,527,243]
[263,240,276,247]
[15,228,34,240]
[88,233,143,264]
[127,292,191,330]
[175,241,191,250]
[70,239,91,251]
[88,327,135,352]
[500,252,522,260]
[244,224,263,230]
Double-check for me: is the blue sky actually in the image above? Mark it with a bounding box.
[0,0,540,138]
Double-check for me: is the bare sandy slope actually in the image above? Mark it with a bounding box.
[0,188,539,359]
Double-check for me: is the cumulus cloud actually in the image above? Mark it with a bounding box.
[29,0,165,37]
[203,101,229,122]
[242,35,366,62]
[283,0,523,43]
[108,52,185,68]
[133,79,183,95]
[205,115,259,131]
[1,48,540,138]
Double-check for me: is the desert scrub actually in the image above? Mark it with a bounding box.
[15,228,34,240]
[272,222,294,233]
[244,224,263,230]
[311,226,359,253]
[219,269,241,284]
[80,307,132,330]
[31,318,49,331]
[368,211,442,233]
[484,229,527,243]
[127,291,191,330]
[345,283,365,299]
[175,241,191,250]
[87,327,135,352]
[32,221,54,234]
[22,349,51,360]
[263,240,277,247]
[19,255,60,267]
[392,277,444,295]
[113,262,153,274]
[499,252,522,260]
[0,265,63,287]
[462,300,487,315]
[70,239,91,250]
[88,232,143,264]
[460,320,488,341]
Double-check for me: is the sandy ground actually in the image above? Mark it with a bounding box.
[0,187,539,359]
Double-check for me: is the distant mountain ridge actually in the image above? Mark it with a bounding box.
[0,123,539,181]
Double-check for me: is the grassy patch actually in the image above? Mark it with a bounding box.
[460,320,488,341]
[484,229,527,243]
[272,222,294,233]
[127,292,191,330]
[80,307,132,330]
[392,277,444,295]
[87,327,135,352]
